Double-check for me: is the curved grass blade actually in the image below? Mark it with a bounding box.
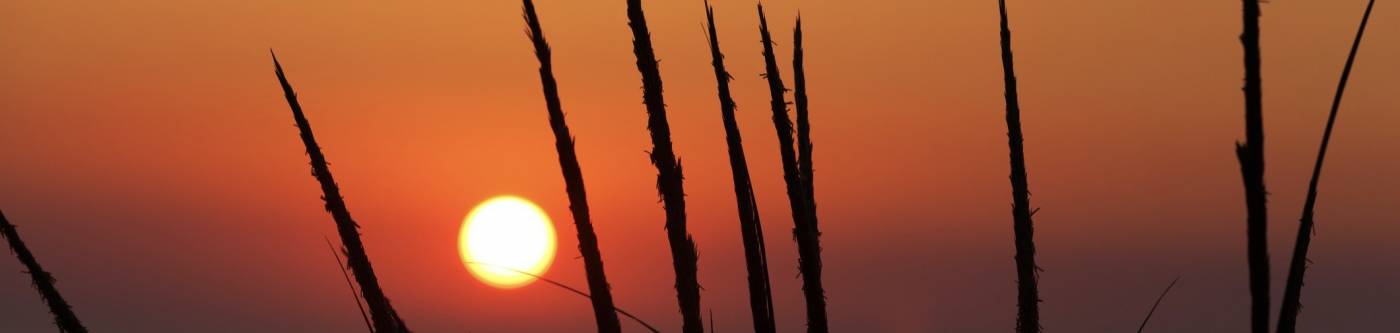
[1136,277,1181,333]
[325,236,374,333]
[463,261,660,333]
[1276,1,1377,332]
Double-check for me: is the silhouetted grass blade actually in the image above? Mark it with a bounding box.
[464,261,659,333]
[522,1,625,332]
[623,1,703,331]
[995,1,1042,332]
[1234,0,1270,331]
[793,16,815,216]
[324,237,373,333]
[0,209,88,333]
[1277,1,1376,332]
[1137,277,1181,333]
[757,5,829,332]
[704,1,776,332]
[271,52,411,333]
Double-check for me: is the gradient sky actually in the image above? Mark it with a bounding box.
[2,0,1398,332]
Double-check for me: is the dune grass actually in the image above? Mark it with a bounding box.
[271,52,411,333]
[793,16,815,211]
[1277,1,1377,332]
[0,209,88,333]
[994,1,1043,332]
[702,1,777,332]
[757,5,829,332]
[521,1,626,332]
[1234,0,1269,331]
[622,0,703,331]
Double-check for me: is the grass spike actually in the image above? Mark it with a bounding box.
[271,51,410,333]
[0,209,88,333]
[521,1,626,332]
[995,1,1043,332]
[623,0,703,331]
[793,15,815,214]
[758,4,829,332]
[703,1,777,332]
[1234,0,1270,330]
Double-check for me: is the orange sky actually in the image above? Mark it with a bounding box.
[2,0,1398,332]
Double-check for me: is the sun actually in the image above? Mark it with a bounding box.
[458,196,557,289]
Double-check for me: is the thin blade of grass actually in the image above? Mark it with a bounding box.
[757,5,828,332]
[1136,277,1182,333]
[325,236,373,333]
[271,52,410,333]
[522,1,625,331]
[996,1,1042,332]
[793,15,815,216]
[1276,1,1376,332]
[709,308,716,333]
[463,261,660,333]
[1235,0,1270,331]
[704,1,776,332]
[623,1,703,331]
[0,209,88,333]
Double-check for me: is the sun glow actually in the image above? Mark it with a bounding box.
[459,196,557,289]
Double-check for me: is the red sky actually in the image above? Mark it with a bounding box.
[2,0,1398,332]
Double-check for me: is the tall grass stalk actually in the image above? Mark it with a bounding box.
[0,209,88,333]
[623,1,703,331]
[522,1,625,332]
[995,1,1042,332]
[757,5,828,332]
[271,52,410,333]
[1235,0,1269,331]
[1277,1,1376,331]
[703,1,776,332]
[793,16,815,210]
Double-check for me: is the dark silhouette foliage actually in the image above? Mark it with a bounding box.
[703,1,776,332]
[521,1,625,332]
[793,16,815,213]
[1136,277,1181,333]
[0,209,88,333]
[757,5,829,332]
[995,1,1042,332]
[622,1,703,331]
[1235,0,1269,331]
[1277,1,1376,332]
[271,52,411,333]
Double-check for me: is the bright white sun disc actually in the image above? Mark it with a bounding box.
[459,196,557,289]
